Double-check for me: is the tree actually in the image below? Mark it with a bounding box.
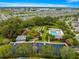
[39,45,54,57]
[60,47,76,59]
[62,34,71,40]
[49,34,55,39]
[0,44,13,58]
[43,16,54,25]
[1,17,24,39]
[16,43,35,57]
[65,39,74,46]
[26,35,32,41]
[48,34,55,41]
[42,32,48,41]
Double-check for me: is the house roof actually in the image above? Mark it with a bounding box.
[16,35,26,41]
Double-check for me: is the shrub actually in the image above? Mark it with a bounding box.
[0,44,13,58]
[60,47,76,59]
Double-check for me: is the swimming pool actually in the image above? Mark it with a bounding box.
[50,31,57,35]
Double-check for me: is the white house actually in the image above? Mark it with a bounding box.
[49,28,64,39]
[16,35,26,42]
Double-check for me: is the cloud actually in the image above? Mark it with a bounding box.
[66,0,79,3]
[0,2,69,7]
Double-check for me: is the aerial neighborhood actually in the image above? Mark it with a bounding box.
[0,7,79,59]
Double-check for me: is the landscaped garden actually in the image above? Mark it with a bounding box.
[0,16,79,58]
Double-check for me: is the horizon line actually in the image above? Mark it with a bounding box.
[0,6,79,8]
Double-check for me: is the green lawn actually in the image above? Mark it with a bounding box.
[52,41,62,43]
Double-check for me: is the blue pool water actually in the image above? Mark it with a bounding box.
[50,32,57,35]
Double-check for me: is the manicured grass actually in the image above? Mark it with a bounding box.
[52,41,62,43]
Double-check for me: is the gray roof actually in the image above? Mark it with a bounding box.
[16,35,26,41]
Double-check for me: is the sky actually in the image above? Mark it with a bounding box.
[0,0,79,7]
